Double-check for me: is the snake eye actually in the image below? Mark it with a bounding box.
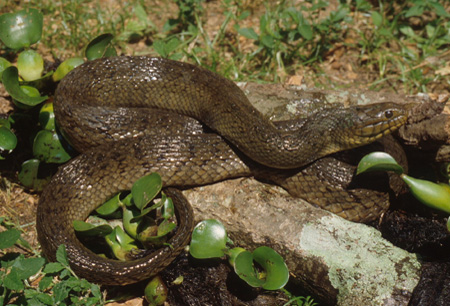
[384,110,393,119]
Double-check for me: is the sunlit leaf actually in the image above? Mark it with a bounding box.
[144,276,168,305]
[401,174,450,214]
[357,151,404,175]
[190,219,227,259]
[52,57,84,82]
[0,8,43,49]
[85,33,116,60]
[2,66,48,105]
[33,130,72,163]
[17,50,43,81]
[131,173,162,210]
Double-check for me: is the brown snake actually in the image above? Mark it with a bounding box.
[36,56,409,285]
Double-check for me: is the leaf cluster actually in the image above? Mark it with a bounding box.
[0,224,104,306]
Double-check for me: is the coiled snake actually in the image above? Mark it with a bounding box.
[36,56,409,285]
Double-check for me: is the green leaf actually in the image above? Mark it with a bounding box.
[161,193,174,219]
[430,2,450,17]
[144,276,168,305]
[227,247,246,267]
[405,5,424,18]
[33,130,72,163]
[0,126,17,154]
[2,66,48,105]
[371,11,383,27]
[0,57,11,79]
[42,262,65,274]
[56,244,69,267]
[12,257,46,280]
[18,159,53,191]
[39,101,55,131]
[233,250,265,287]
[153,38,181,58]
[95,193,121,216]
[3,268,24,291]
[73,220,113,237]
[38,275,54,291]
[401,175,450,214]
[0,228,21,249]
[252,246,289,290]
[0,8,43,49]
[237,27,259,40]
[85,33,116,61]
[52,57,84,82]
[233,247,289,290]
[190,219,228,259]
[123,207,146,238]
[356,152,404,175]
[105,226,138,261]
[17,50,44,81]
[298,23,313,40]
[131,173,162,210]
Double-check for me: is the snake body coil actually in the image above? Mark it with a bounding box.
[37,56,408,285]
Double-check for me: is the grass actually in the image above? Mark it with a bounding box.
[1,0,448,92]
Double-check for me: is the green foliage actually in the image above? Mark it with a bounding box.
[74,173,178,260]
[189,219,290,291]
[0,8,43,49]
[144,276,168,306]
[357,152,450,217]
[0,221,104,305]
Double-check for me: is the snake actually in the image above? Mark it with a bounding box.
[36,56,409,285]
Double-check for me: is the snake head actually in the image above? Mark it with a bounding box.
[325,102,410,153]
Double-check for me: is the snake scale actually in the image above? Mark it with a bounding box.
[36,56,409,285]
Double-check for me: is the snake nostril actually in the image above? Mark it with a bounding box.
[384,110,393,119]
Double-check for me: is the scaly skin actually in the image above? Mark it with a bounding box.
[37,56,409,285]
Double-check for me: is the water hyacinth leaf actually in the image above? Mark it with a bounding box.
[123,207,152,238]
[0,118,11,129]
[157,219,176,236]
[138,219,175,246]
[401,174,450,214]
[356,151,404,175]
[105,226,138,261]
[161,193,174,219]
[17,50,44,81]
[52,57,84,82]
[121,192,133,207]
[190,219,228,259]
[73,220,113,237]
[18,159,53,191]
[96,193,121,216]
[2,66,48,105]
[38,101,55,130]
[13,85,41,110]
[0,8,43,49]
[33,129,72,163]
[234,250,265,287]
[0,126,17,155]
[0,57,11,79]
[131,172,163,210]
[227,247,246,267]
[144,276,168,305]
[85,33,116,60]
[252,246,289,290]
